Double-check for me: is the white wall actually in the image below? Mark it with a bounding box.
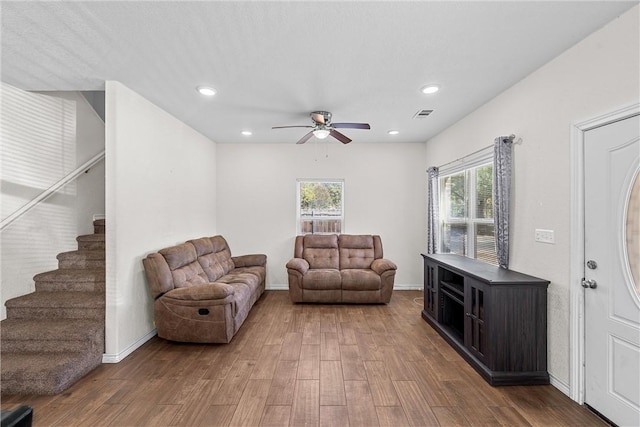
[0,84,105,319]
[424,6,639,391]
[216,141,426,288]
[105,81,217,360]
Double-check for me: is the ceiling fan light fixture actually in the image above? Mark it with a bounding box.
[197,85,216,96]
[241,130,252,136]
[313,129,331,139]
[387,130,400,135]
[421,84,440,95]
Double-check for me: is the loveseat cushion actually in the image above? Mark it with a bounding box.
[302,269,342,290]
[341,269,381,290]
[339,235,375,269]
[302,234,339,269]
[159,243,209,289]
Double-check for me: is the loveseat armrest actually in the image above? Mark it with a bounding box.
[232,254,267,268]
[163,282,235,302]
[371,258,397,275]
[286,258,310,275]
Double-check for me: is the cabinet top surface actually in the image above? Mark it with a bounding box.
[421,253,550,286]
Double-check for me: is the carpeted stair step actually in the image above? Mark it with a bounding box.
[76,234,105,251]
[5,291,104,320]
[34,269,105,292]
[93,218,105,234]
[1,319,104,354]
[1,351,102,395]
[57,250,105,269]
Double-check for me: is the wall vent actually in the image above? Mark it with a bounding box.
[414,109,434,118]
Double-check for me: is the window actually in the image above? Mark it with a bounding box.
[440,159,497,265]
[297,179,344,234]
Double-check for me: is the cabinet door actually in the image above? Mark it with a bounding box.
[423,261,438,319]
[465,279,488,364]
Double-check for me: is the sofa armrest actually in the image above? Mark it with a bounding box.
[232,254,267,268]
[286,258,310,275]
[143,253,174,299]
[162,283,235,302]
[371,258,397,275]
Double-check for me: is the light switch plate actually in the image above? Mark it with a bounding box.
[535,229,555,244]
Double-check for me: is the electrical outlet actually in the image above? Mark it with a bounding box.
[535,229,555,244]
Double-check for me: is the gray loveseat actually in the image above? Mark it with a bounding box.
[286,234,397,303]
[142,236,266,343]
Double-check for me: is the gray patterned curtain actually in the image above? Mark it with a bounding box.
[427,166,439,254]
[493,136,514,269]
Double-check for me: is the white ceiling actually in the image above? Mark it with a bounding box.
[1,1,637,144]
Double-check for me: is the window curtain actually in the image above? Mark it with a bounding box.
[427,166,439,254]
[493,136,514,269]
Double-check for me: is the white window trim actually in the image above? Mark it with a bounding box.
[296,178,345,235]
[439,146,493,176]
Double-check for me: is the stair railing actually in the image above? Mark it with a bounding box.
[0,150,105,232]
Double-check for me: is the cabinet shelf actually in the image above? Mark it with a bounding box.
[440,280,464,297]
[440,288,464,306]
[421,253,550,386]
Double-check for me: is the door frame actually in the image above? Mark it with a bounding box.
[569,102,640,404]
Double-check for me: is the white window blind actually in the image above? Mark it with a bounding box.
[439,148,497,265]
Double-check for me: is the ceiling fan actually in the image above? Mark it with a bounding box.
[272,111,370,145]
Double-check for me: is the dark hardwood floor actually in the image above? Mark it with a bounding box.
[1,290,605,426]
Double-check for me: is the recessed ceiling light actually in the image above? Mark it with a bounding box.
[388,130,400,135]
[421,84,440,94]
[241,130,252,136]
[197,86,216,96]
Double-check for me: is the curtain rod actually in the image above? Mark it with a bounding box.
[429,134,516,171]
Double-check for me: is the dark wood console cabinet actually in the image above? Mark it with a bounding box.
[421,253,550,386]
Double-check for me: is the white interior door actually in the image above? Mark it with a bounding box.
[584,114,640,426]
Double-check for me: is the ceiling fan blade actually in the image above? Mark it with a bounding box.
[311,112,325,125]
[330,129,352,144]
[272,125,314,129]
[332,122,371,130]
[296,131,315,145]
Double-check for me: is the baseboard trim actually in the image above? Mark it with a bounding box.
[266,284,288,290]
[549,372,571,398]
[266,284,424,291]
[102,328,157,363]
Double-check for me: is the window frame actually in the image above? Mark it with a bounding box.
[296,178,345,235]
[439,147,497,265]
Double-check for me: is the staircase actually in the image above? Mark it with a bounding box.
[1,220,105,395]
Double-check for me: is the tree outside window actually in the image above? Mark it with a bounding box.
[297,180,344,234]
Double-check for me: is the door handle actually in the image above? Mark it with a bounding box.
[582,279,597,289]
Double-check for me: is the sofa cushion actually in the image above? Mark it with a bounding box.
[218,271,261,294]
[171,261,209,289]
[160,243,209,288]
[233,266,266,286]
[302,269,342,290]
[341,269,381,290]
[160,243,199,270]
[190,236,235,281]
[302,234,339,269]
[163,283,235,301]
